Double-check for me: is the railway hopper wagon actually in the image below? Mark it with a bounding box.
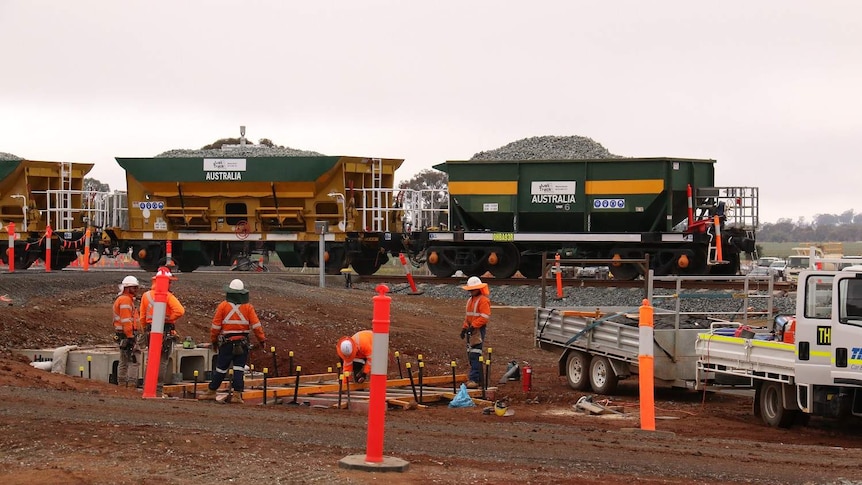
[423,157,758,279]
[104,155,405,273]
[0,159,96,270]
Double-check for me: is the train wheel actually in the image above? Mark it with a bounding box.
[428,258,455,277]
[678,245,708,276]
[488,243,519,279]
[350,258,381,276]
[609,263,639,280]
[518,255,542,279]
[325,247,345,275]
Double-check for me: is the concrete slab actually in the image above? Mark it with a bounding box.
[338,454,409,472]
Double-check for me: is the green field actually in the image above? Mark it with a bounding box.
[757,242,862,259]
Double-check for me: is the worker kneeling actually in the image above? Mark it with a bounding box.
[336,330,373,384]
[198,279,267,404]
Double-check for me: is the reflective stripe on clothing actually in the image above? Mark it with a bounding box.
[462,295,491,330]
[210,300,265,344]
[139,290,185,326]
[112,293,138,337]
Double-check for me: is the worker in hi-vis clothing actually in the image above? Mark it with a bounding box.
[139,266,185,396]
[461,276,490,389]
[336,330,373,384]
[113,275,141,388]
[198,279,267,404]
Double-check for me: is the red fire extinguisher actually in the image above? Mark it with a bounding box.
[522,362,532,392]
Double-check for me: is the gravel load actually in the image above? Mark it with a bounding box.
[0,152,23,160]
[379,282,796,329]
[156,145,324,158]
[470,135,622,160]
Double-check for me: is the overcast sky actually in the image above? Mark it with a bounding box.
[2,1,860,224]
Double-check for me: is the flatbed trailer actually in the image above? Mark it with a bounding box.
[535,274,775,394]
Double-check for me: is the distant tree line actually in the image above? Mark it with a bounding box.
[758,210,862,242]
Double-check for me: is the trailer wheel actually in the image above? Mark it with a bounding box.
[589,356,618,394]
[759,381,796,428]
[565,351,591,391]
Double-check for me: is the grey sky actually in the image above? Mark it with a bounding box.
[2,1,860,224]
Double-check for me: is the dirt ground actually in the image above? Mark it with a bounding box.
[1,270,862,485]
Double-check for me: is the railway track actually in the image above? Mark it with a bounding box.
[361,274,795,292]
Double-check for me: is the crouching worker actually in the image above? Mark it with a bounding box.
[198,279,267,404]
[336,330,373,384]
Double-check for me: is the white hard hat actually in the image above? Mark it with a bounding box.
[229,279,245,291]
[121,276,140,288]
[340,339,354,357]
[461,276,486,291]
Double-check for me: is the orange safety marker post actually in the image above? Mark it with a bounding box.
[6,222,15,273]
[83,227,91,272]
[45,225,53,272]
[638,298,656,431]
[712,215,723,263]
[142,267,175,398]
[165,240,174,267]
[339,284,409,472]
[398,253,423,295]
[555,253,563,298]
[686,184,694,228]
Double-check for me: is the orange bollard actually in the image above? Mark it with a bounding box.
[6,222,15,273]
[398,253,422,295]
[83,227,91,272]
[555,253,563,298]
[45,225,52,272]
[165,240,174,267]
[712,215,723,263]
[638,298,656,431]
[142,267,176,398]
[366,285,393,462]
[686,184,694,229]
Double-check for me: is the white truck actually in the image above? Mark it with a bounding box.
[535,275,776,394]
[696,265,862,427]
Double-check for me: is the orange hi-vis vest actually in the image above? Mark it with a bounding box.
[140,290,185,327]
[113,293,139,338]
[340,330,374,377]
[462,294,490,330]
[210,301,265,343]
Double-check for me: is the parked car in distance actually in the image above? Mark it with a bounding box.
[748,265,773,278]
[769,260,788,281]
[756,256,780,267]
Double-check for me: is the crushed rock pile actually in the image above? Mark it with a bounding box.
[470,135,621,160]
[157,145,324,158]
[0,152,23,160]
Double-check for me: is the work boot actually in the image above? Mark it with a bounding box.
[197,388,217,400]
[466,380,479,389]
[231,392,244,404]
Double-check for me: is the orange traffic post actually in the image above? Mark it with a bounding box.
[165,240,174,267]
[686,184,694,228]
[554,253,563,299]
[338,284,409,472]
[45,225,52,272]
[6,222,15,273]
[638,298,656,431]
[712,216,723,263]
[142,267,174,398]
[398,253,422,295]
[83,227,91,272]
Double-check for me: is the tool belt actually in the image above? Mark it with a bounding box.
[144,323,175,333]
[218,334,249,356]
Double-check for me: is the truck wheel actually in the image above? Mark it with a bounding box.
[589,356,618,394]
[759,381,796,428]
[565,351,591,391]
